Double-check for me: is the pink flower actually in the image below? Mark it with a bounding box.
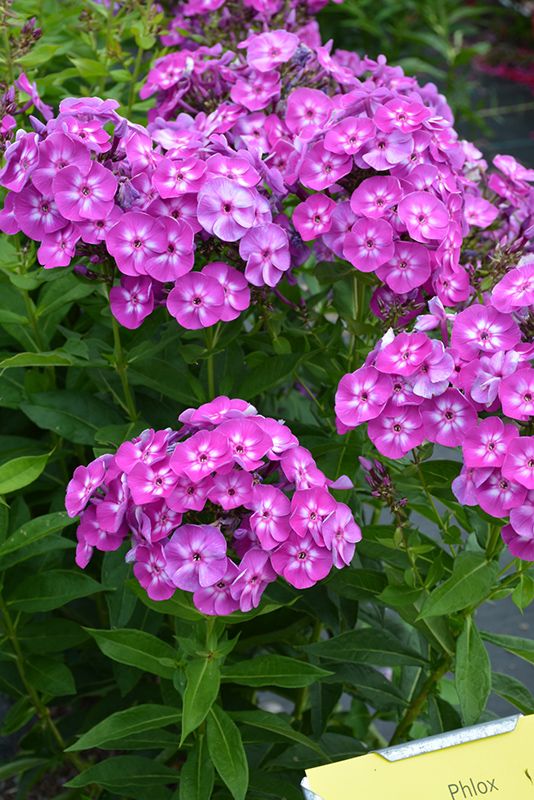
[343,218,395,272]
[335,366,392,427]
[501,522,534,562]
[475,469,527,518]
[77,504,126,552]
[499,369,534,421]
[106,212,163,276]
[509,492,534,540]
[245,30,299,72]
[350,176,402,219]
[375,332,433,377]
[409,340,454,399]
[464,196,499,229]
[110,276,154,329]
[376,241,431,294]
[208,469,253,511]
[65,456,109,517]
[32,132,91,195]
[280,445,326,489]
[374,98,430,134]
[170,429,232,481]
[322,502,361,568]
[167,475,211,513]
[421,389,477,447]
[152,156,206,197]
[239,223,290,286]
[462,417,518,469]
[218,418,272,470]
[255,417,298,458]
[128,459,177,505]
[12,186,65,240]
[193,560,240,616]
[322,201,356,256]
[229,548,276,611]
[167,271,224,329]
[502,437,534,490]
[202,262,251,321]
[53,161,117,221]
[451,305,521,360]
[452,466,492,506]
[367,402,424,459]
[324,116,375,155]
[115,428,170,473]
[360,130,413,171]
[165,524,228,591]
[0,132,39,192]
[231,70,281,112]
[491,262,534,313]
[134,543,175,601]
[293,194,336,242]
[285,88,333,138]
[299,143,352,191]
[143,501,183,543]
[37,224,80,269]
[78,206,122,245]
[289,488,336,544]
[205,154,261,188]
[145,218,194,282]
[464,351,520,406]
[248,484,291,550]
[197,177,257,241]
[397,191,449,242]
[271,532,332,589]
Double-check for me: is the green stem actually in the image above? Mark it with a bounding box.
[0,593,85,772]
[111,313,137,421]
[126,1,153,115]
[294,620,322,724]
[389,656,452,745]
[413,456,450,539]
[2,21,13,84]
[205,328,216,398]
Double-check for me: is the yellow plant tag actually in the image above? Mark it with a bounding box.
[303,715,534,800]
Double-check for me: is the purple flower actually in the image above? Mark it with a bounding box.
[324,116,375,155]
[462,417,518,469]
[193,560,240,616]
[420,389,477,447]
[502,437,534,490]
[165,524,228,591]
[65,456,109,517]
[397,191,449,242]
[133,543,175,601]
[367,402,425,459]
[499,368,534,421]
[285,88,333,138]
[271,532,332,590]
[229,548,276,611]
[322,502,362,568]
[197,177,257,241]
[451,305,521,360]
[244,30,299,72]
[202,262,251,321]
[171,429,232,481]
[491,260,534,313]
[32,133,91,195]
[167,271,224,329]
[152,156,206,197]
[12,185,65,240]
[299,143,352,191]
[110,276,154,329]
[0,132,39,192]
[106,212,163,276]
[375,332,433,377]
[293,194,336,242]
[53,161,117,221]
[248,484,291,550]
[335,366,392,427]
[343,218,395,272]
[376,241,430,294]
[145,217,194,282]
[350,176,402,219]
[239,223,290,287]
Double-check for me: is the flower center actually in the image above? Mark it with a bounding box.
[298,551,307,560]
[393,424,402,432]
[193,296,202,306]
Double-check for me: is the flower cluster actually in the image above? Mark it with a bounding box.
[66,397,361,614]
[336,254,534,560]
[0,94,302,330]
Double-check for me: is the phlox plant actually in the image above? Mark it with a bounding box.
[0,0,533,798]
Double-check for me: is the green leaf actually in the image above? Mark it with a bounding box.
[303,629,426,666]
[491,672,534,714]
[206,705,248,800]
[17,43,60,67]
[456,617,491,726]
[68,705,181,752]
[238,355,301,399]
[18,619,87,653]
[86,628,177,679]
[21,391,122,445]
[65,756,179,789]
[322,664,407,709]
[0,758,48,780]
[221,655,332,688]
[0,511,70,559]
[8,569,101,612]
[0,452,49,494]
[181,658,221,743]
[127,580,202,621]
[26,656,76,697]
[481,631,534,665]
[179,734,214,800]
[328,569,387,601]
[0,351,74,369]
[230,710,326,756]
[419,553,498,618]
[512,573,534,611]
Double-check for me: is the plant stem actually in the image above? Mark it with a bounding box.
[205,328,216,398]
[111,313,137,421]
[389,656,452,745]
[413,456,450,539]
[0,593,85,772]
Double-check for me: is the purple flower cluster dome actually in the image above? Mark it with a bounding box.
[66,397,361,614]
